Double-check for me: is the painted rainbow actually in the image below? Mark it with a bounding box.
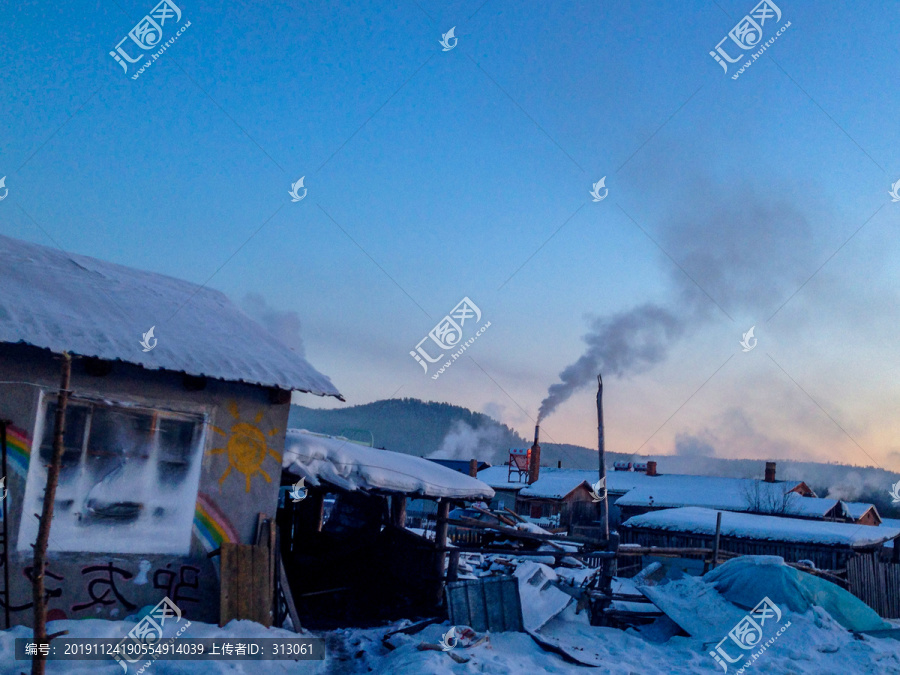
[193,491,239,552]
[3,425,31,477]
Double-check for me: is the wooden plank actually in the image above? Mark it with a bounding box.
[268,519,276,625]
[711,512,722,570]
[483,578,505,631]
[236,544,253,622]
[219,543,237,627]
[465,578,486,632]
[279,559,301,632]
[252,543,271,626]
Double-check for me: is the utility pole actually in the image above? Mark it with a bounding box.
[32,353,71,675]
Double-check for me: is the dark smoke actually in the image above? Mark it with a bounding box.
[674,432,716,457]
[537,180,817,423]
[537,304,684,421]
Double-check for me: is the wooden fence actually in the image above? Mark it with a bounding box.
[847,554,900,618]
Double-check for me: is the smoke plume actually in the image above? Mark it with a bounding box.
[428,420,508,463]
[241,293,306,356]
[538,304,684,421]
[537,180,816,423]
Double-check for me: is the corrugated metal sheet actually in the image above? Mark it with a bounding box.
[445,577,523,632]
[0,234,340,397]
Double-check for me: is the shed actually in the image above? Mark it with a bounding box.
[279,429,493,626]
[516,471,597,529]
[0,234,340,628]
[621,507,900,570]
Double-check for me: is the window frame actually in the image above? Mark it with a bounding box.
[17,389,209,554]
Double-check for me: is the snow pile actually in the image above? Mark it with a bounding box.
[283,430,494,499]
[0,234,340,396]
[623,506,900,547]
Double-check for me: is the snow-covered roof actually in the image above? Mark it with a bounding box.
[283,429,495,499]
[615,482,835,517]
[882,518,900,548]
[519,471,593,499]
[0,234,340,396]
[622,507,900,548]
[842,501,879,521]
[479,465,809,505]
[477,465,532,491]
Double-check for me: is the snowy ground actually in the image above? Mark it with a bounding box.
[2,609,900,674]
[3,557,899,674]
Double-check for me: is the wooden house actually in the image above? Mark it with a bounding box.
[621,506,900,571]
[842,502,882,526]
[0,234,341,628]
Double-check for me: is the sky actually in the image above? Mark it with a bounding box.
[2,0,899,472]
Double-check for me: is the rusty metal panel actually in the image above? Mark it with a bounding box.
[445,577,523,632]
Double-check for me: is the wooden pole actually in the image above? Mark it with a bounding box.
[596,375,609,541]
[434,500,450,604]
[711,511,723,570]
[1,420,10,630]
[390,495,407,529]
[310,492,325,533]
[32,353,71,675]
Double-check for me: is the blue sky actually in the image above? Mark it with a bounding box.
[2,0,899,470]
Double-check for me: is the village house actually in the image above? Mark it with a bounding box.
[477,458,830,531]
[279,429,494,627]
[620,506,900,572]
[0,234,341,628]
[842,502,882,526]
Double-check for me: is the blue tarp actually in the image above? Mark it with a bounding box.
[705,556,890,633]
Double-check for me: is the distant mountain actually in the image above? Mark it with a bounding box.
[289,398,900,518]
[289,398,523,460]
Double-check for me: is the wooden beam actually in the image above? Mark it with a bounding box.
[391,495,407,529]
[278,559,301,631]
[434,500,450,604]
[711,512,723,570]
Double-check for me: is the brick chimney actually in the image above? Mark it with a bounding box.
[528,425,541,484]
[647,461,657,477]
[468,458,478,477]
[765,462,776,483]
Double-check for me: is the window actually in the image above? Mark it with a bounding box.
[17,397,206,554]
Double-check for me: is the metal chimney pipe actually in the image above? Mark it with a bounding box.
[528,425,541,484]
[597,374,609,540]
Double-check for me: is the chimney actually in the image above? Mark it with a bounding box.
[528,425,541,484]
[647,461,657,477]
[597,374,609,539]
[765,462,776,483]
[468,458,478,477]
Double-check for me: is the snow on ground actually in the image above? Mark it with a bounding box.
[5,556,900,674]
[330,609,900,674]
[3,609,900,674]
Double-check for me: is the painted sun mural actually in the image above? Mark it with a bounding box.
[210,402,281,492]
